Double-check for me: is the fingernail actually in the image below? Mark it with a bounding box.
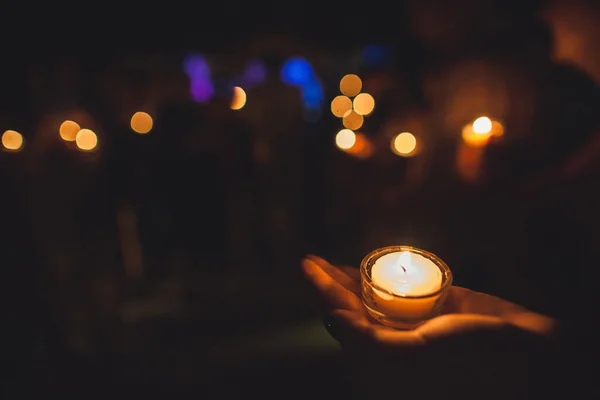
[323,314,341,342]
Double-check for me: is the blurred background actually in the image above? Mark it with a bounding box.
[2,0,600,397]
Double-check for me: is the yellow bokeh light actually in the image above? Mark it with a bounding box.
[75,129,98,151]
[392,132,417,156]
[343,111,364,130]
[353,93,375,116]
[335,129,356,150]
[130,112,153,134]
[472,116,492,134]
[456,143,485,183]
[461,124,490,147]
[339,74,362,97]
[347,133,374,159]
[2,130,23,151]
[331,95,353,118]
[230,86,247,110]
[491,120,504,137]
[59,120,81,141]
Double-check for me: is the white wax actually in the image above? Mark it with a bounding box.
[371,251,442,297]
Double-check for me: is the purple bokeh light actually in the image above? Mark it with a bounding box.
[184,53,210,79]
[242,59,267,87]
[183,53,214,103]
[190,77,214,103]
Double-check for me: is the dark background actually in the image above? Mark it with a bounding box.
[2,0,600,398]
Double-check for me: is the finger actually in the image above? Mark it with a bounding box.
[338,265,360,281]
[306,255,361,295]
[302,258,362,312]
[507,311,558,337]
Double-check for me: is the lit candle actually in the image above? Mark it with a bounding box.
[361,246,452,329]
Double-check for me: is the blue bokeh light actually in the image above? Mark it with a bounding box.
[361,45,392,67]
[280,57,315,86]
[301,79,324,110]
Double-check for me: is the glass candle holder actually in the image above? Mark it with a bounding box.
[360,245,452,329]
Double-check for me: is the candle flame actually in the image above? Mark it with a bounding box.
[396,251,412,272]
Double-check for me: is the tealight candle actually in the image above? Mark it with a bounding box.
[360,245,452,329]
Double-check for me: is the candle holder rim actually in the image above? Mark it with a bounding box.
[360,245,453,299]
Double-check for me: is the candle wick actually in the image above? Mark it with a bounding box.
[399,264,407,273]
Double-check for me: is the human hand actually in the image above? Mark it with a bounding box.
[302,255,557,399]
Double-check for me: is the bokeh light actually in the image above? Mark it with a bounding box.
[59,120,81,141]
[191,78,214,103]
[280,57,323,114]
[392,132,417,156]
[242,59,267,87]
[130,112,153,134]
[342,111,364,130]
[331,95,353,118]
[456,143,485,183]
[461,123,489,147]
[353,93,375,116]
[361,45,392,67]
[346,133,374,159]
[339,74,362,97]
[2,130,23,151]
[184,53,214,103]
[281,57,314,86]
[462,116,502,147]
[491,120,504,137]
[184,53,210,79]
[231,86,247,110]
[472,116,492,134]
[75,129,98,151]
[335,129,356,150]
[302,79,324,110]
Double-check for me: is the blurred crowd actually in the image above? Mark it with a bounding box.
[1,0,600,394]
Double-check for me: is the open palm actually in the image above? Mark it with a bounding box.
[302,255,557,399]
